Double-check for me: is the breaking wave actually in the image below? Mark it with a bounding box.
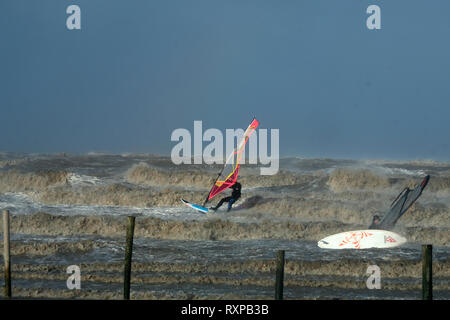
[126,162,315,188]
[327,168,392,191]
[0,170,69,193]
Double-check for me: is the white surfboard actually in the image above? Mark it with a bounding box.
[318,229,407,249]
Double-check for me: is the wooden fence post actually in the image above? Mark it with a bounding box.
[124,216,135,300]
[3,210,11,299]
[275,250,285,300]
[422,244,432,300]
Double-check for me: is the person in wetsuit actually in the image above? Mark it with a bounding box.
[210,181,241,212]
[369,215,382,229]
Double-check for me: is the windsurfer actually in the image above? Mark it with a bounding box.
[210,182,241,212]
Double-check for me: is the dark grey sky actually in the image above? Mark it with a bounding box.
[1,0,450,160]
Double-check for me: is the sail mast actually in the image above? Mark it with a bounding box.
[203,171,222,207]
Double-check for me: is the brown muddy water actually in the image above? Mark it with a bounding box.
[0,153,449,299]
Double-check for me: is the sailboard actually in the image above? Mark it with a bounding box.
[318,229,407,250]
[181,118,260,213]
[181,198,209,214]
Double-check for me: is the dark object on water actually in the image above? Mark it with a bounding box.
[371,215,381,226]
[369,175,430,230]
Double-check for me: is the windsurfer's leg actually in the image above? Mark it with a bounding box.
[213,197,231,210]
[227,198,236,212]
